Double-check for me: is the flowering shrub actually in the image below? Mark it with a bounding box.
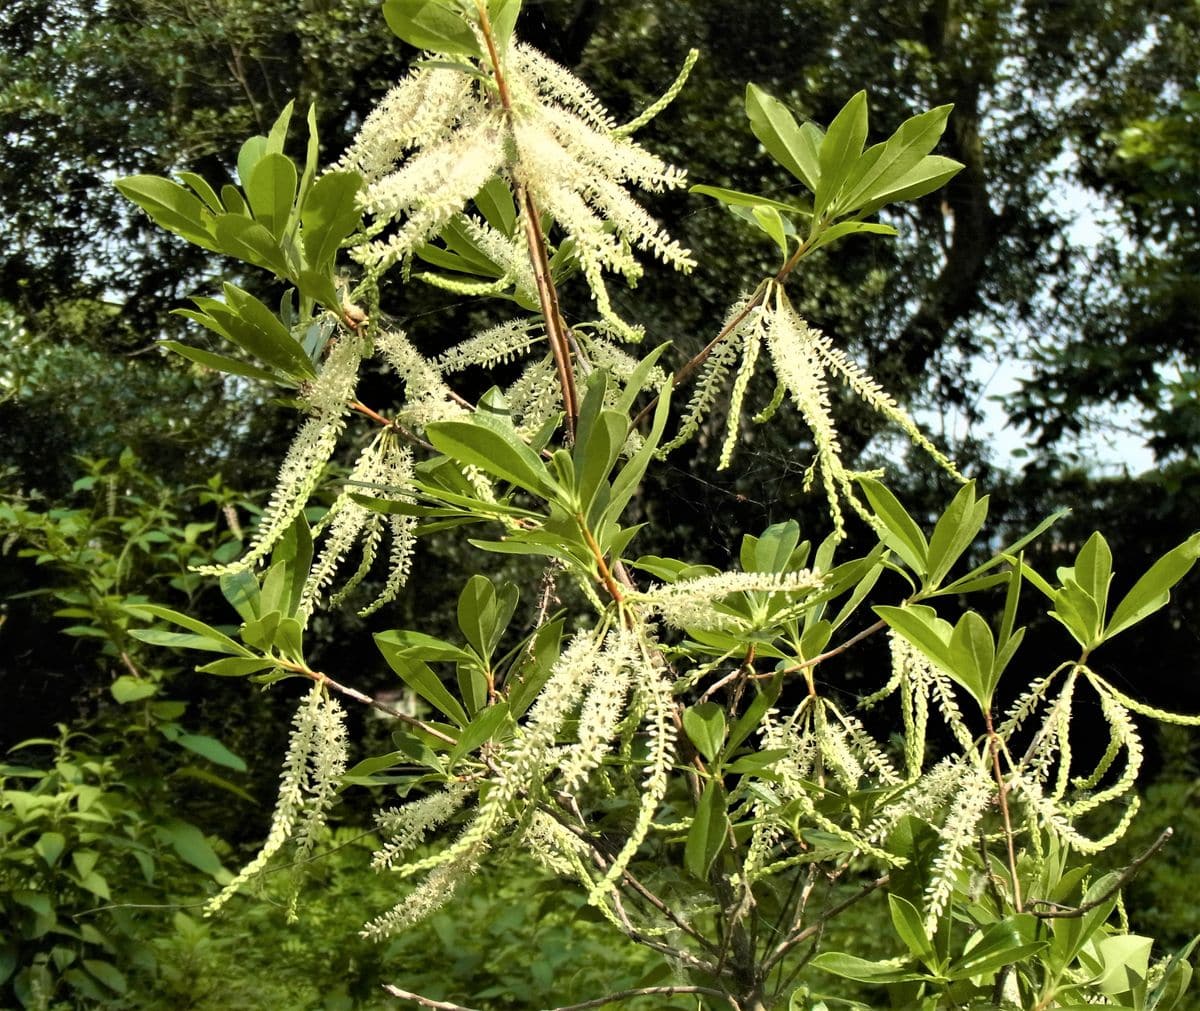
[117,2,1200,1008]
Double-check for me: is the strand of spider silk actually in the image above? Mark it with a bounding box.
[205,683,325,915]
[587,638,676,906]
[286,692,349,921]
[196,336,361,576]
[395,631,604,883]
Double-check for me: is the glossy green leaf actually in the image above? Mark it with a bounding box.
[301,170,363,270]
[746,84,822,192]
[948,610,996,705]
[457,574,518,661]
[447,701,510,768]
[427,418,557,499]
[889,894,937,967]
[158,819,227,879]
[875,604,954,673]
[375,635,470,727]
[110,675,157,703]
[858,477,928,572]
[806,220,897,253]
[840,104,953,212]
[685,779,728,879]
[178,171,223,214]
[752,205,791,257]
[810,951,928,983]
[925,481,988,590]
[160,341,284,385]
[383,0,480,57]
[856,154,963,216]
[82,959,127,995]
[174,734,246,772]
[195,656,277,677]
[815,91,868,217]
[245,152,297,240]
[211,214,292,276]
[236,134,268,187]
[34,832,65,868]
[682,702,726,763]
[690,184,810,217]
[1105,532,1200,640]
[115,175,216,250]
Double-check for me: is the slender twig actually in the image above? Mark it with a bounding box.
[985,708,1023,912]
[753,619,887,680]
[577,514,625,603]
[761,873,891,974]
[277,658,458,747]
[383,988,480,1011]
[548,986,734,1011]
[1028,828,1173,919]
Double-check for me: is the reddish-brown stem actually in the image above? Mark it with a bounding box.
[477,3,579,439]
[576,514,625,604]
[752,619,887,680]
[985,708,1023,912]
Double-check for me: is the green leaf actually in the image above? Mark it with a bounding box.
[457,574,518,661]
[427,418,558,499]
[244,153,297,240]
[376,634,470,727]
[34,832,66,868]
[685,780,728,879]
[806,220,897,253]
[855,154,963,216]
[474,175,517,233]
[110,675,157,704]
[952,914,1040,977]
[447,701,510,768]
[301,171,363,273]
[690,184,810,218]
[236,134,268,188]
[875,604,955,673]
[222,284,316,379]
[810,952,928,984]
[1105,532,1200,640]
[925,481,988,590]
[887,895,937,968]
[752,205,791,257]
[264,100,294,156]
[174,733,246,772]
[160,341,285,384]
[725,677,781,755]
[178,171,223,214]
[219,569,260,623]
[383,0,481,57]
[82,959,128,995]
[815,91,868,218]
[745,84,822,193]
[157,819,227,879]
[948,610,996,706]
[211,214,292,276]
[115,175,217,251]
[682,702,726,763]
[840,104,953,213]
[125,603,252,657]
[858,478,928,572]
[195,657,278,677]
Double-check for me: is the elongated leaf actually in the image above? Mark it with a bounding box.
[875,604,954,672]
[237,134,268,188]
[447,701,510,768]
[1105,532,1200,640]
[683,702,726,763]
[301,171,362,269]
[195,657,277,677]
[690,184,810,217]
[160,341,284,385]
[856,154,963,216]
[158,819,227,879]
[925,481,988,590]
[840,104,953,213]
[125,604,251,657]
[383,0,480,56]
[815,91,868,217]
[746,84,822,192]
[245,153,297,240]
[685,780,728,879]
[810,952,928,984]
[948,611,995,705]
[110,675,157,703]
[174,733,246,772]
[427,419,557,498]
[375,636,469,727]
[178,171,223,214]
[858,477,928,572]
[223,284,315,379]
[889,894,936,966]
[212,214,291,276]
[807,220,897,253]
[115,175,217,251]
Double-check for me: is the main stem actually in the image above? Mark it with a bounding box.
[476,2,579,440]
[985,708,1023,912]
